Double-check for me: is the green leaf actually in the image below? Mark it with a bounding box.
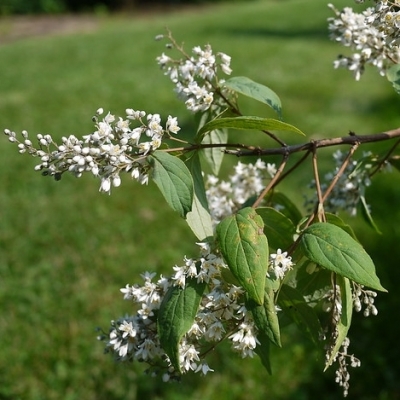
[216,207,269,305]
[300,222,386,292]
[256,207,296,251]
[185,153,214,241]
[324,213,358,240]
[386,64,400,95]
[278,284,322,345]
[197,116,304,138]
[201,128,227,175]
[254,330,272,374]
[149,151,193,218]
[264,191,303,225]
[223,76,282,119]
[157,279,206,373]
[359,195,382,235]
[247,286,281,347]
[325,276,353,370]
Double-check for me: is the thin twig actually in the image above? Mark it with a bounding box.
[369,136,400,177]
[252,152,289,209]
[273,149,311,186]
[311,143,326,223]
[321,143,359,204]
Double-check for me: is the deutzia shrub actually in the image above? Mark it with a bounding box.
[5,3,400,396]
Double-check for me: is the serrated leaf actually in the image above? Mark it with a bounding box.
[247,286,281,347]
[185,153,214,240]
[386,64,400,95]
[300,222,386,292]
[201,128,227,175]
[359,195,382,235]
[324,276,352,370]
[197,116,304,138]
[216,207,269,305]
[324,213,358,240]
[278,284,322,345]
[223,76,282,119]
[149,151,193,218]
[157,279,206,373]
[256,207,295,251]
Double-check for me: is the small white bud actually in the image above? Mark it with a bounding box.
[100,177,111,193]
[112,175,121,187]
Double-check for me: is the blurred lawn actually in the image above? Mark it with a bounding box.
[1,0,400,399]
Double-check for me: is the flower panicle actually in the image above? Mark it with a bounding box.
[4,108,181,194]
[328,0,400,80]
[100,242,263,380]
[156,31,233,113]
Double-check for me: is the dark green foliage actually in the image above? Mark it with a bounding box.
[0,0,252,15]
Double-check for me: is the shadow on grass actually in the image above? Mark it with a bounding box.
[220,27,328,40]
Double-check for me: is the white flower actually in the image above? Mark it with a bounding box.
[100,177,111,194]
[119,320,137,338]
[166,115,180,134]
[205,159,276,225]
[269,249,294,279]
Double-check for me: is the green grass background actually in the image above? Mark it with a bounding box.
[1,0,400,399]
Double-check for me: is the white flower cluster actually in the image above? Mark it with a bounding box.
[4,108,180,194]
[322,284,343,316]
[352,283,378,316]
[332,337,361,398]
[102,242,263,380]
[325,150,372,216]
[156,36,233,112]
[328,1,400,80]
[307,150,373,216]
[205,159,277,226]
[322,285,361,397]
[268,249,294,280]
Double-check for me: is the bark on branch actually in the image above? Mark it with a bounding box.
[223,127,400,157]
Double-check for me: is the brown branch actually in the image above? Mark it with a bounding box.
[369,137,400,177]
[163,127,400,158]
[320,144,359,204]
[223,128,400,157]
